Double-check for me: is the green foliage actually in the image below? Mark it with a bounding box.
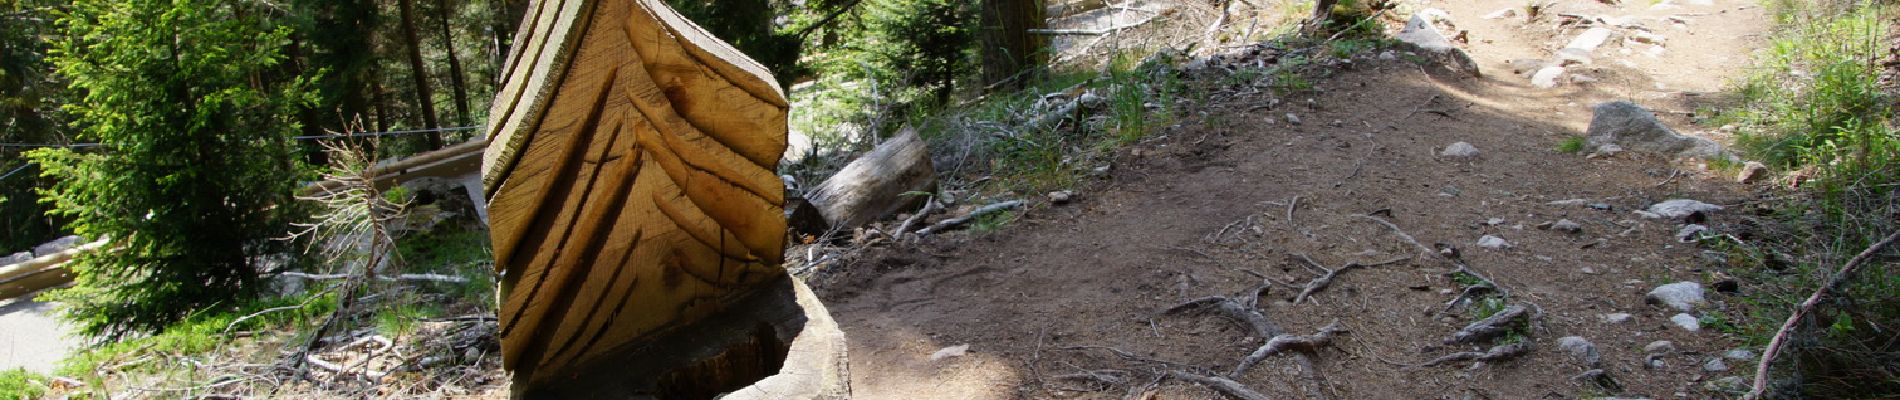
[1716,1,1900,397]
[862,0,976,104]
[394,225,495,306]
[1555,136,1586,153]
[29,0,315,339]
[57,290,335,379]
[0,368,49,400]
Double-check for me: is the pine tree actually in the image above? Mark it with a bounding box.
[29,0,314,338]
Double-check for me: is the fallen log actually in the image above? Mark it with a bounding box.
[806,129,937,230]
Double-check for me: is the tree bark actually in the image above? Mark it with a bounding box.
[979,0,1047,91]
[397,0,444,149]
[432,0,473,128]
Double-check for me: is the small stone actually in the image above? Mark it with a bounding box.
[1581,267,1599,275]
[1477,235,1512,249]
[1646,355,1668,369]
[1648,282,1707,312]
[1549,199,1591,206]
[1645,340,1677,354]
[1442,142,1481,158]
[1671,313,1702,332]
[1286,113,1302,125]
[1532,66,1567,88]
[1048,190,1075,205]
[1724,349,1756,360]
[1707,376,1749,394]
[1703,357,1730,372]
[1630,31,1667,44]
[930,344,971,361]
[1647,199,1724,219]
[1677,224,1710,242]
[1593,144,1625,156]
[1559,336,1602,367]
[1482,8,1517,19]
[1565,28,1616,52]
[1601,313,1634,324]
[1091,164,1113,177]
[1551,219,1584,234]
[1737,161,1768,183]
[1485,218,1505,226]
[1507,58,1546,74]
[1378,50,1398,60]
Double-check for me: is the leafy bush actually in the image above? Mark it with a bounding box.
[1718,1,1900,397]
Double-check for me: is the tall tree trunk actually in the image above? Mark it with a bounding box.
[979,0,1046,91]
[370,63,392,133]
[397,0,444,149]
[432,0,473,128]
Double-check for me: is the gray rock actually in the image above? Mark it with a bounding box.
[1648,282,1707,312]
[1592,144,1625,157]
[1601,313,1635,324]
[1706,376,1749,393]
[1586,101,1727,159]
[1565,28,1616,52]
[1532,66,1566,88]
[1559,336,1601,367]
[1703,357,1730,372]
[1647,199,1724,219]
[1677,224,1710,242]
[1048,190,1075,205]
[1551,219,1583,234]
[1285,113,1302,125]
[1482,8,1517,19]
[1394,14,1481,76]
[1442,142,1481,158]
[1725,349,1757,360]
[1508,58,1547,74]
[2,251,30,265]
[32,235,82,257]
[1738,161,1768,183]
[1671,313,1702,332]
[1477,235,1512,249]
[1645,340,1677,354]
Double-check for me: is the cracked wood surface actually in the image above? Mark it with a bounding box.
[480,0,790,388]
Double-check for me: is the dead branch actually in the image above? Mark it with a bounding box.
[1353,214,1508,297]
[914,200,1025,236]
[1293,256,1412,304]
[1445,304,1530,345]
[893,196,943,241]
[1746,230,1900,400]
[1412,342,1533,368]
[224,294,325,336]
[1165,370,1271,400]
[1232,321,1346,376]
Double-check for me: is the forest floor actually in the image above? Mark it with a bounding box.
[811,0,1776,399]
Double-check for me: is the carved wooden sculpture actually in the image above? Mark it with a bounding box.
[483,0,845,398]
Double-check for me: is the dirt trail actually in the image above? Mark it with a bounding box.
[816,1,1771,399]
[0,299,79,375]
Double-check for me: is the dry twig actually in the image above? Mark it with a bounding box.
[1746,230,1900,400]
[1293,255,1412,304]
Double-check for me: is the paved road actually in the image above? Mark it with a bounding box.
[0,298,77,374]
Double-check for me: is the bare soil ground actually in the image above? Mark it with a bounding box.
[814,1,1773,399]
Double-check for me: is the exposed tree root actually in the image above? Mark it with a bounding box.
[1291,255,1413,304]
[1445,304,1531,345]
[1354,214,1509,299]
[1165,370,1272,400]
[1161,284,1282,339]
[1414,342,1533,368]
[1232,321,1346,376]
